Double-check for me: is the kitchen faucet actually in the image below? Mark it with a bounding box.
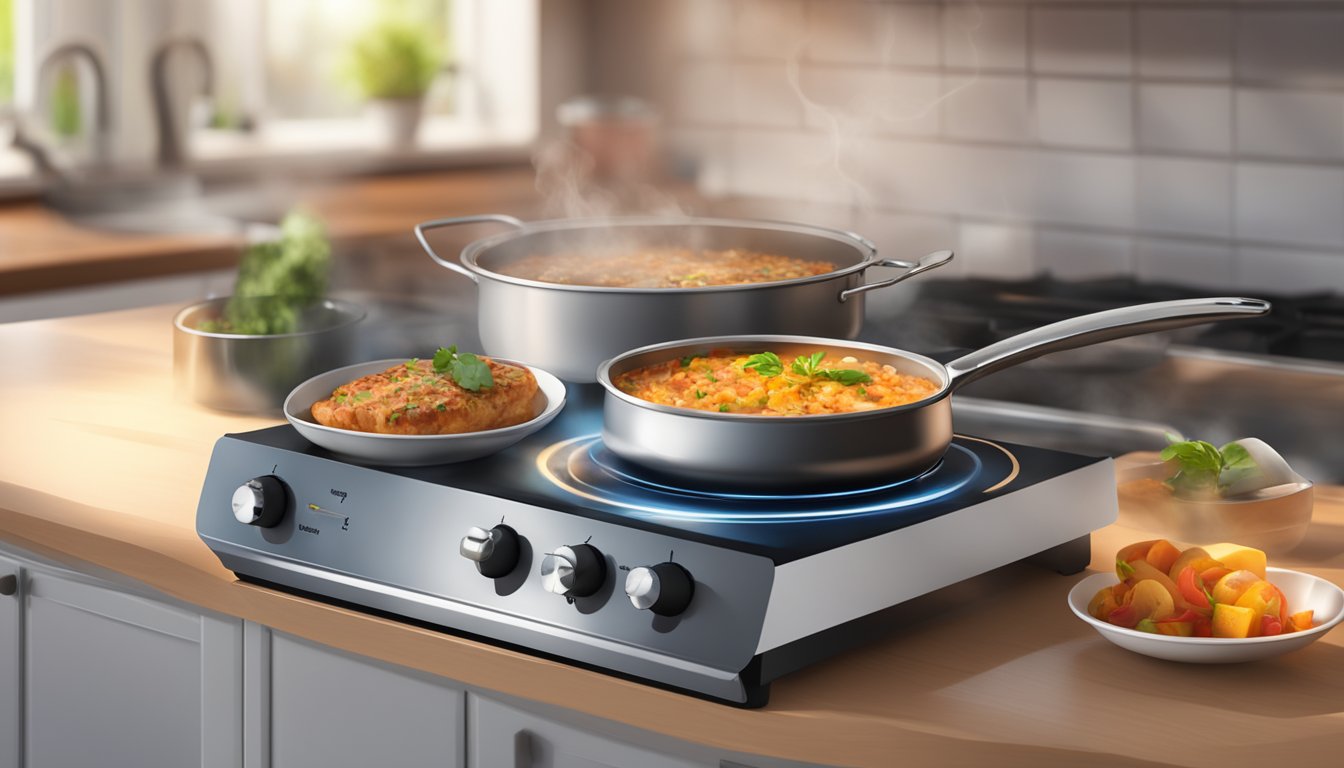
[150,37,214,168]
[7,41,111,179]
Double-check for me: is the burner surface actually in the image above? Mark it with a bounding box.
[539,435,985,523]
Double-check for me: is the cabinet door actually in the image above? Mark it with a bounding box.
[23,567,242,768]
[469,694,708,768]
[265,631,465,768]
[0,555,21,768]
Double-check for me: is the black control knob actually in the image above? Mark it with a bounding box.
[540,544,606,598]
[231,476,287,528]
[624,562,694,617]
[459,524,521,578]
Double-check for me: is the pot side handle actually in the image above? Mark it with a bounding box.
[414,215,526,284]
[945,297,1272,392]
[838,250,955,302]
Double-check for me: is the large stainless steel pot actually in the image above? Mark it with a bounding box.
[415,215,953,382]
[597,297,1272,489]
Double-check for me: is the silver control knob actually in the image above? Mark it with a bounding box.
[459,524,520,578]
[539,543,605,598]
[231,476,286,528]
[624,562,694,617]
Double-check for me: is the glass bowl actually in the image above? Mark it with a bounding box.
[1115,454,1314,554]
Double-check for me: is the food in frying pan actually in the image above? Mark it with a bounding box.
[1087,539,1315,638]
[311,347,538,435]
[613,350,940,415]
[499,248,837,288]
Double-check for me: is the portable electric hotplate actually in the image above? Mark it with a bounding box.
[196,385,1116,707]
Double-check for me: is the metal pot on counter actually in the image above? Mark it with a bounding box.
[415,215,953,382]
[597,297,1272,490]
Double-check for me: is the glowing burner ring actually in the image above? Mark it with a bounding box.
[537,435,984,523]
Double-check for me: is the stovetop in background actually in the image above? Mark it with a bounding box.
[857,277,1344,484]
[861,276,1344,364]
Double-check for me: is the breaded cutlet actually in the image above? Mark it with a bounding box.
[311,358,537,435]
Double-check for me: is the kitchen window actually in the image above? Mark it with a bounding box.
[0,0,538,185]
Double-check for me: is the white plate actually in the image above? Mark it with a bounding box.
[283,358,566,467]
[1068,567,1344,663]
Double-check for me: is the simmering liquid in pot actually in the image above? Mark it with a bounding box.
[499,248,837,288]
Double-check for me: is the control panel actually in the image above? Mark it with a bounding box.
[195,435,776,684]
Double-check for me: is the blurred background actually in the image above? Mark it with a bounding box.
[2,1,1343,476]
[3,1,1342,302]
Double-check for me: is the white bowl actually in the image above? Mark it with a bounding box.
[1067,567,1344,663]
[283,358,566,467]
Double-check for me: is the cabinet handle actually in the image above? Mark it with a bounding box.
[0,574,16,596]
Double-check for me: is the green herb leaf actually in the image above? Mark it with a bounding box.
[406,358,419,369]
[705,372,718,383]
[791,351,826,377]
[435,403,447,411]
[718,404,730,412]
[694,390,706,399]
[354,391,372,402]
[857,387,867,397]
[743,352,783,378]
[680,355,694,368]
[432,346,457,373]
[432,345,495,392]
[1160,436,1261,498]
[389,412,400,423]
[817,368,873,385]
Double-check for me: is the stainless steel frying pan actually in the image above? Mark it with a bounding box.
[596,297,1272,489]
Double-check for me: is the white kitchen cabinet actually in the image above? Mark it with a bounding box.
[470,693,708,768]
[468,694,821,768]
[0,554,22,768]
[0,544,812,768]
[245,625,465,768]
[1,545,243,768]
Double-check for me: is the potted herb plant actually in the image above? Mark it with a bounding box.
[347,19,441,148]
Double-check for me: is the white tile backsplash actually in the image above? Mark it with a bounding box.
[1137,84,1232,155]
[1137,157,1232,238]
[1032,8,1132,77]
[1135,239,1235,289]
[942,75,1033,143]
[645,2,1344,292]
[1236,247,1344,294]
[1236,89,1344,161]
[1237,11,1344,88]
[804,0,939,68]
[957,220,1037,279]
[1236,163,1344,250]
[734,0,805,60]
[798,67,941,138]
[1031,151,1135,230]
[728,130,854,205]
[674,61,732,125]
[1037,228,1134,279]
[1036,79,1133,151]
[942,4,1028,72]
[1136,8,1232,81]
[732,63,804,128]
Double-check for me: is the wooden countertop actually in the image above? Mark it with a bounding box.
[0,166,540,297]
[2,306,1343,767]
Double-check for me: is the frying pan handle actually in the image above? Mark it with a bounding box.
[415,215,526,283]
[838,250,955,302]
[944,297,1272,391]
